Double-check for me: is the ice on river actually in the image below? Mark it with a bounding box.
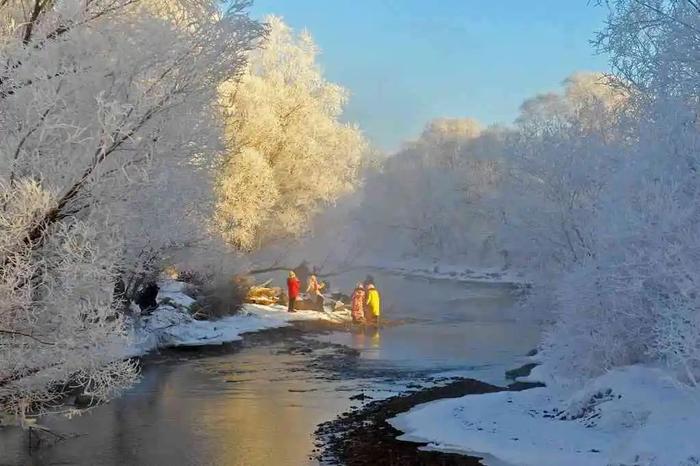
[390,365,700,466]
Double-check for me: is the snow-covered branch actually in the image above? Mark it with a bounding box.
[0,0,263,418]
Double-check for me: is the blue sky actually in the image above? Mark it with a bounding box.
[249,0,610,152]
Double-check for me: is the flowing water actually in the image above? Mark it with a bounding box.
[0,270,539,466]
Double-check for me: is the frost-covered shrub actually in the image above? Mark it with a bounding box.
[0,180,137,417]
[192,278,249,320]
[528,1,700,384]
[540,95,700,383]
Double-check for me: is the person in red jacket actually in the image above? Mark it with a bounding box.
[287,271,300,313]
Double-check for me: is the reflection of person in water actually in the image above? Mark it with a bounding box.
[370,326,380,348]
[351,326,366,348]
[349,325,380,352]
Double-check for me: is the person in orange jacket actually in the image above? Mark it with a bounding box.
[350,282,366,324]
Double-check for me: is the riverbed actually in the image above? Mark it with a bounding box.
[0,271,539,466]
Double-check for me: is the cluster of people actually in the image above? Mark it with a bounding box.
[286,271,382,325]
[286,271,325,313]
[350,280,381,325]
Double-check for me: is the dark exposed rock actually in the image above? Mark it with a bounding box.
[508,381,545,391]
[316,379,504,466]
[505,362,538,380]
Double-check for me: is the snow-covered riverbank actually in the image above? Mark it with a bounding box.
[127,280,351,356]
[390,365,700,466]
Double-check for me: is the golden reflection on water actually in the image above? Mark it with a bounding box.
[350,326,382,359]
[0,349,354,466]
[371,327,381,348]
[179,349,353,466]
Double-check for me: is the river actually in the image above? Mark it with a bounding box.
[0,270,539,466]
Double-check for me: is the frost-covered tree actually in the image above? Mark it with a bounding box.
[345,73,628,276]
[0,180,137,418]
[517,72,630,140]
[215,147,279,251]
[355,118,507,266]
[0,0,261,418]
[538,100,700,381]
[527,2,700,384]
[360,158,471,259]
[497,73,628,300]
[216,16,367,250]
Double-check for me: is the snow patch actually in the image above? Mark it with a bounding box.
[515,363,557,386]
[390,366,700,466]
[128,280,351,354]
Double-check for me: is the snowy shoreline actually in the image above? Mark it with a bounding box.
[389,365,700,466]
[127,280,351,357]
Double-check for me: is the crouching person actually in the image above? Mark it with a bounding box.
[307,274,325,312]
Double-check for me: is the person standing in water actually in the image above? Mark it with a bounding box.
[365,283,381,325]
[350,282,366,324]
[287,271,300,313]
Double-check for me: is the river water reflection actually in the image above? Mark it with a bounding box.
[0,271,539,466]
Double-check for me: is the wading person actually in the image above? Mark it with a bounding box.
[351,282,366,324]
[306,274,325,311]
[366,283,381,325]
[287,271,300,313]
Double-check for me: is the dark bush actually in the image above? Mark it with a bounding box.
[191,276,251,320]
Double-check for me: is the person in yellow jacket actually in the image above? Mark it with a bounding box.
[365,283,381,325]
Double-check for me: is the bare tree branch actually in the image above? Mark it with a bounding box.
[0,329,54,345]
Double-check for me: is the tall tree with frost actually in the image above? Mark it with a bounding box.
[494,73,628,319]
[358,118,505,264]
[536,0,700,383]
[0,0,262,419]
[350,73,628,280]
[217,16,367,251]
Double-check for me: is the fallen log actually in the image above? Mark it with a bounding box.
[245,283,282,305]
